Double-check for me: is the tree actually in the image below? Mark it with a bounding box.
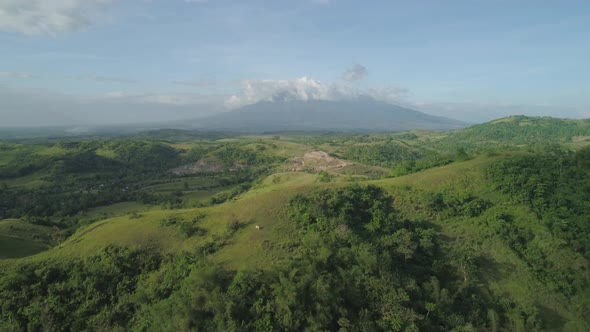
[456,147,469,161]
[425,302,436,318]
[393,229,417,263]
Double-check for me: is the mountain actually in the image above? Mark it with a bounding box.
[187,98,466,132]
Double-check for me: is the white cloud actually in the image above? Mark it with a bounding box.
[1,83,586,127]
[0,0,115,35]
[171,79,216,87]
[0,71,34,79]
[68,74,135,84]
[99,90,226,106]
[342,64,367,82]
[141,94,206,106]
[0,85,225,126]
[224,76,408,109]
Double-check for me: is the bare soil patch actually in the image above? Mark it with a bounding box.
[290,150,352,172]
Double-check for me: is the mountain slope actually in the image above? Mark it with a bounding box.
[446,115,590,144]
[189,99,466,132]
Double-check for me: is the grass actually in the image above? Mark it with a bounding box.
[0,235,49,259]
[36,145,69,157]
[0,144,43,166]
[36,212,183,259]
[0,147,587,329]
[0,185,455,266]
[8,156,513,265]
[95,147,117,159]
[2,171,51,189]
[208,187,303,270]
[0,219,53,259]
[141,177,221,193]
[182,189,229,204]
[83,201,152,219]
[0,219,54,240]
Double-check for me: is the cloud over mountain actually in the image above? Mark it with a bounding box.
[342,64,368,82]
[224,76,408,109]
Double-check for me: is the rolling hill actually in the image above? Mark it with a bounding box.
[443,115,590,144]
[1,117,589,331]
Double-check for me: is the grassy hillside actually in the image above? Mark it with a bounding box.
[0,117,589,330]
[2,153,589,330]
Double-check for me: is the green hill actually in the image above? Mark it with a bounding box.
[0,119,589,331]
[436,116,590,150]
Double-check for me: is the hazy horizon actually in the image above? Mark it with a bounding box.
[1,0,589,127]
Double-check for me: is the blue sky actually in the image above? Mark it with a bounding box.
[1,0,589,126]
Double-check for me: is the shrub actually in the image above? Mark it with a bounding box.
[226,219,241,233]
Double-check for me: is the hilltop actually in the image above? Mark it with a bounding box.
[444,115,590,144]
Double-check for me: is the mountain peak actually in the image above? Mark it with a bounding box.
[189,99,466,132]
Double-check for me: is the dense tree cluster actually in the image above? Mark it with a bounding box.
[0,185,543,331]
[214,145,286,167]
[487,146,590,258]
[342,142,421,168]
[0,245,163,331]
[486,147,590,312]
